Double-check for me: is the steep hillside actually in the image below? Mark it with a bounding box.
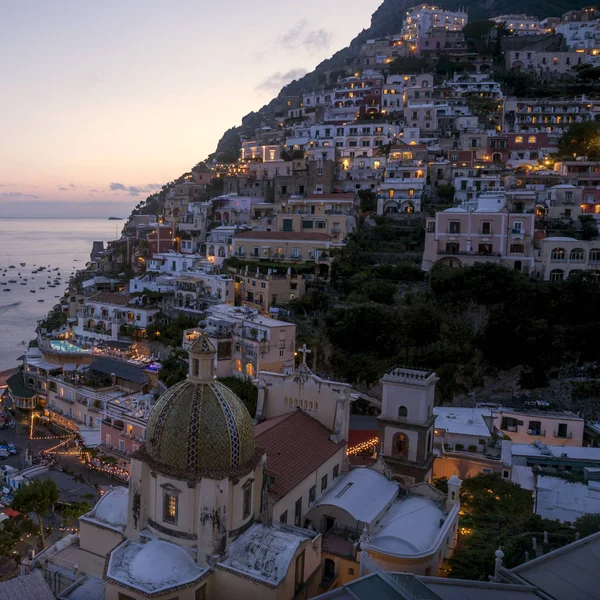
[210,0,591,160]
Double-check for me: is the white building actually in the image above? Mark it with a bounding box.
[402,4,468,40]
[556,21,600,51]
[286,122,401,153]
[306,468,461,577]
[441,73,503,100]
[433,407,494,453]
[491,14,542,35]
[535,476,600,522]
[74,292,160,344]
[147,251,203,275]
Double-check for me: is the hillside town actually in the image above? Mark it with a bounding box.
[4,3,600,599]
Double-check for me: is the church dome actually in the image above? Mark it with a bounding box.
[144,334,256,478]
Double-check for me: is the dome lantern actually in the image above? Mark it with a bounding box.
[188,332,216,382]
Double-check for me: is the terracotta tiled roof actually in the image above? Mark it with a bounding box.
[255,410,346,501]
[233,231,332,241]
[88,292,133,306]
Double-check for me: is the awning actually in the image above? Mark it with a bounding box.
[79,429,101,448]
[26,357,61,371]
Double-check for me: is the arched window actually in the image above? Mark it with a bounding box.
[284,397,288,406]
[398,406,408,420]
[570,248,585,262]
[392,433,409,459]
[551,247,566,261]
[218,247,226,258]
[515,136,523,143]
[208,245,215,257]
[492,152,502,162]
[590,248,600,263]
[245,363,255,377]
[528,135,537,143]
[550,269,565,282]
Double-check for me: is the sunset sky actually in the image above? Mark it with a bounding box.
[0,1,375,217]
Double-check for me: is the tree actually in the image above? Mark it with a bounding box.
[558,121,600,159]
[12,478,59,549]
[463,19,495,37]
[435,184,455,204]
[574,513,600,537]
[358,189,378,213]
[579,215,598,240]
[62,501,91,529]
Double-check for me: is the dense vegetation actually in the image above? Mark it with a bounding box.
[435,474,600,580]
[292,225,600,403]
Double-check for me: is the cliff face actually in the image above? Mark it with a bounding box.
[210,0,590,160]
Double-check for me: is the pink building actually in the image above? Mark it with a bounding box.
[422,192,536,273]
[147,225,174,256]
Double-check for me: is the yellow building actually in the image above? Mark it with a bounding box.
[276,193,359,242]
[232,231,335,264]
[229,266,307,314]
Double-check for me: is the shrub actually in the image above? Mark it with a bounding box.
[455,443,464,451]
[468,445,477,452]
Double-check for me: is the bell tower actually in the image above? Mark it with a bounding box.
[378,367,438,485]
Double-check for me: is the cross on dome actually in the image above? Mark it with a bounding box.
[297,343,311,365]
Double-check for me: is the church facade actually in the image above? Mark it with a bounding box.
[51,335,324,600]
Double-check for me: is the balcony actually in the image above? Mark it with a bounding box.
[438,250,502,257]
[554,430,573,439]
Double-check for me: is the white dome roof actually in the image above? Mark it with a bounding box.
[129,541,199,586]
[84,486,128,531]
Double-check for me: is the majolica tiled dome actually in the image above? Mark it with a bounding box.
[145,335,256,477]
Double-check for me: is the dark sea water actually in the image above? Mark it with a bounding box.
[0,218,118,370]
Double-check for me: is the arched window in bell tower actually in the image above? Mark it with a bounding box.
[392,433,409,459]
[398,406,408,420]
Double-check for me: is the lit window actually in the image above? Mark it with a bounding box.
[235,359,242,372]
[164,493,178,524]
[515,136,523,143]
[528,135,536,143]
[246,363,255,377]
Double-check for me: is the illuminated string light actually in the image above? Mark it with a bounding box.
[347,437,379,456]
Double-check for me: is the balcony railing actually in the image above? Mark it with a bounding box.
[438,250,502,257]
[527,429,546,436]
[554,430,573,439]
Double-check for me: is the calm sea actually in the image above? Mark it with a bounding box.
[0,218,119,371]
